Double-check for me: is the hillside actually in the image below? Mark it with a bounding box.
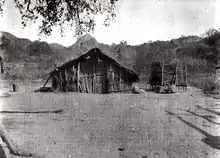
[0,31,218,87]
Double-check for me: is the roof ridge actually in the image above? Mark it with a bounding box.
[50,48,139,81]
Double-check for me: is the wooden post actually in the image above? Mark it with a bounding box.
[64,69,68,82]
[84,74,89,93]
[12,84,18,92]
[77,62,80,92]
[108,64,114,93]
[216,59,220,88]
[93,64,95,93]
[185,60,187,91]
[92,73,94,93]
[43,75,51,88]
[72,66,76,88]
[175,61,178,87]
[119,71,122,92]
[0,56,4,74]
[161,60,164,92]
[56,72,62,92]
[112,68,115,92]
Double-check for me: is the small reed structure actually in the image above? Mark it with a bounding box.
[149,60,187,93]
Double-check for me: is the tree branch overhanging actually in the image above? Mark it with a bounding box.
[0,0,119,37]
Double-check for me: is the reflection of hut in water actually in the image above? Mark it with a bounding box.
[43,48,139,94]
[149,60,187,93]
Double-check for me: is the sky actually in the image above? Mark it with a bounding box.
[0,0,219,47]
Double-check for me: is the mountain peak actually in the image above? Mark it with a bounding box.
[77,33,95,40]
[75,34,97,46]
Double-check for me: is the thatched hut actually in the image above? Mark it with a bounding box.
[43,48,139,93]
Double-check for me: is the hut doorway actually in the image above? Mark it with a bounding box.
[101,75,108,94]
[51,76,60,92]
[94,73,108,94]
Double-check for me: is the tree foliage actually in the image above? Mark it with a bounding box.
[0,0,119,37]
[113,40,127,61]
[203,28,220,46]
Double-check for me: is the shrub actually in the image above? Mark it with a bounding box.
[203,78,220,94]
